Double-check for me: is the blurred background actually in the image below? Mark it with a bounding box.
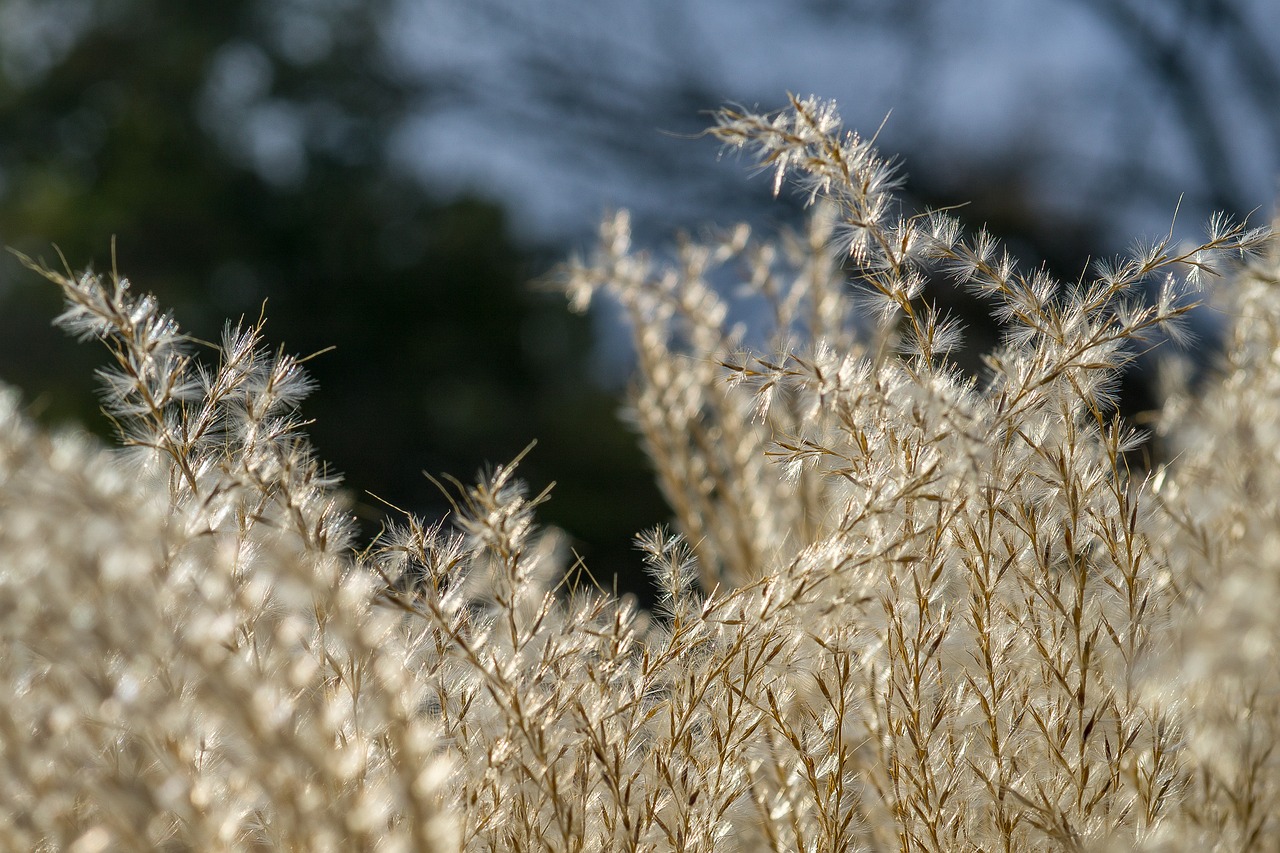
[1,0,1277,602]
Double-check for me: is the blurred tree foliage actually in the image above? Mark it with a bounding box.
[0,0,667,600]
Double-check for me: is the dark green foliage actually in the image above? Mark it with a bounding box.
[0,0,665,600]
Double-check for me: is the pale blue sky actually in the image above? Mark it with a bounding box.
[385,0,1280,250]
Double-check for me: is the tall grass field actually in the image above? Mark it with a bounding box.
[2,95,1278,851]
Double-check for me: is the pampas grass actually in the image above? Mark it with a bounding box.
[3,94,1278,851]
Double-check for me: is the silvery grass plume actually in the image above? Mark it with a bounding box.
[1,255,457,852]
[1,94,1277,851]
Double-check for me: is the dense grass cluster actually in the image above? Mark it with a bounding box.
[2,95,1278,851]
